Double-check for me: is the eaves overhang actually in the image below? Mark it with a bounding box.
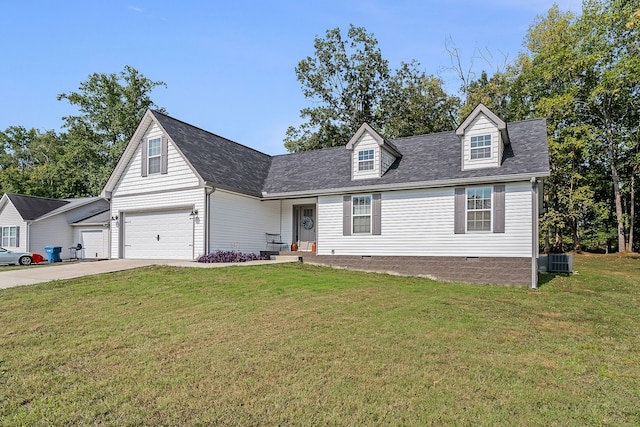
[260,171,550,200]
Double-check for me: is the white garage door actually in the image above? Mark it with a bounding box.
[80,230,105,259]
[123,209,194,260]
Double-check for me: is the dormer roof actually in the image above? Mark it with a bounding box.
[346,123,402,157]
[456,103,510,146]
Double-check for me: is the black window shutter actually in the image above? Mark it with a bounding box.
[161,137,168,174]
[15,226,20,247]
[141,139,148,177]
[343,196,351,236]
[372,193,381,235]
[493,185,505,233]
[454,188,465,234]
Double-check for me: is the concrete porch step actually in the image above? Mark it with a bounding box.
[270,255,302,262]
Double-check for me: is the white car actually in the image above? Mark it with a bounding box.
[0,247,44,265]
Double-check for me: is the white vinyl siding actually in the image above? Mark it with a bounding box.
[209,190,280,254]
[317,181,532,257]
[113,123,199,196]
[462,113,503,170]
[111,187,206,259]
[0,202,27,251]
[381,148,395,174]
[351,131,380,180]
[28,200,109,259]
[30,215,76,260]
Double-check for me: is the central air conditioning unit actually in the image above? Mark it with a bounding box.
[546,254,573,273]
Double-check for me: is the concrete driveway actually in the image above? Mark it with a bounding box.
[0,257,298,290]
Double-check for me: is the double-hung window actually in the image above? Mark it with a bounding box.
[467,187,491,232]
[1,226,17,247]
[352,195,372,234]
[147,137,162,174]
[470,135,491,159]
[358,149,374,171]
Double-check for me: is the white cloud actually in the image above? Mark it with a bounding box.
[129,6,143,13]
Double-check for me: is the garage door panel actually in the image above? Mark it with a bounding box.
[80,230,105,259]
[123,209,194,260]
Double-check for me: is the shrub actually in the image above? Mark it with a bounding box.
[197,250,270,263]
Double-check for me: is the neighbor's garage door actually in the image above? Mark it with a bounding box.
[80,229,105,259]
[123,209,194,259]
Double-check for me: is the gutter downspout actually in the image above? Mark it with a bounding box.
[531,177,539,290]
[26,221,31,252]
[205,187,215,254]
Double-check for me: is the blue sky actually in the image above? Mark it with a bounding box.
[1,0,581,155]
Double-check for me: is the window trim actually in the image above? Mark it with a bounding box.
[1,226,18,247]
[466,187,492,233]
[352,194,372,234]
[470,134,492,160]
[147,137,162,175]
[357,149,375,171]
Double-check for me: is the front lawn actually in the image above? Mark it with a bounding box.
[1,254,638,425]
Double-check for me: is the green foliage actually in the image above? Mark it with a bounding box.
[459,68,526,122]
[379,61,459,138]
[285,25,389,152]
[286,26,458,151]
[58,65,167,193]
[0,66,166,198]
[517,2,639,252]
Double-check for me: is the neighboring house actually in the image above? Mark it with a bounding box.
[101,104,549,287]
[0,193,109,260]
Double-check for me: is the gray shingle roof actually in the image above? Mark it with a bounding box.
[152,111,272,197]
[262,118,549,195]
[6,194,69,220]
[150,111,549,198]
[72,209,110,224]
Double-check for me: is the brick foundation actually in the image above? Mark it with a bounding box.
[282,252,533,287]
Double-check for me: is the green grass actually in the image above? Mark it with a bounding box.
[1,254,639,425]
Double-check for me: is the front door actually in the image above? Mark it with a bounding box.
[295,205,316,251]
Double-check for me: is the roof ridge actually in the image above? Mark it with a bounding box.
[151,110,272,160]
[270,145,345,158]
[7,193,70,203]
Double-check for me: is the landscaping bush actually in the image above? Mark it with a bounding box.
[197,250,270,263]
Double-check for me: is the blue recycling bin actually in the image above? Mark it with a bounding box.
[44,246,62,263]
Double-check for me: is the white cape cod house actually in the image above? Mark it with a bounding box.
[101,104,549,287]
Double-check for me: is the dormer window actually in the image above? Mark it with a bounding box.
[347,123,401,180]
[148,137,162,174]
[456,104,509,171]
[358,149,375,171]
[470,135,491,160]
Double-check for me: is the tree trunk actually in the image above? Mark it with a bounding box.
[630,173,635,252]
[545,226,551,254]
[555,226,563,252]
[570,219,582,253]
[605,127,627,252]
